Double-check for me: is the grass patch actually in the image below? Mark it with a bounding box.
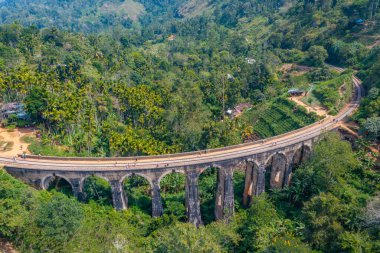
[313,71,353,113]
[27,139,78,157]
[5,125,16,131]
[0,141,13,152]
[20,135,34,144]
[300,85,323,107]
[289,73,309,89]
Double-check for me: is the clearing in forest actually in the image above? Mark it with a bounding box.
[0,127,34,157]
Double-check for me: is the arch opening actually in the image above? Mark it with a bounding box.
[233,167,245,211]
[160,172,186,221]
[292,147,303,169]
[83,176,112,206]
[199,167,217,225]
[287,145,312,186]
[45,175,73,197]
[123,174,152,215]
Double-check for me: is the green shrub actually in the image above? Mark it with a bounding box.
[5,124,16,130]
[313,72,353,111]
[278,49,305,63]
[16,119,29,127]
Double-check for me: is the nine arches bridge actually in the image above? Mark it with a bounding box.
[0,72,362,227]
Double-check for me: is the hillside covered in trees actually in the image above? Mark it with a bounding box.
[0,0,379,156]
[0,0,145,32]
[0,0,379,252]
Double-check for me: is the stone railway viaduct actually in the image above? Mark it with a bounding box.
[0,73,362,227]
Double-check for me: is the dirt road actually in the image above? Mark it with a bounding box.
[0,127,34,157]
[290,95,329,117]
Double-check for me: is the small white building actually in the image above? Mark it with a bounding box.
[245,57,256,64]
[227,103,252,118]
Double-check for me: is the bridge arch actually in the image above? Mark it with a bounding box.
[81,174,110,186]
[121,173,153,215]
[158,169,186,185]
[289,144,312,168]
[42,174,73,190]
[264,151,287,165]
[291,145,304,169]
[82,175,113,206]
[121,173,153,188]
[42,174,74,197]
[199,167,218,224]
[283,144,312,186]
[159,171,187,220]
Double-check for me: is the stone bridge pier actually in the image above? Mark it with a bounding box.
[185,170,202,227]
[4,140,315,225]
[151,177,164,217]
[214,166,235,221]
[109,179,128,210]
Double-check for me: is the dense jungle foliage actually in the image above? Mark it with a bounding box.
[0,0,379,252]
[1,0,379,156]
